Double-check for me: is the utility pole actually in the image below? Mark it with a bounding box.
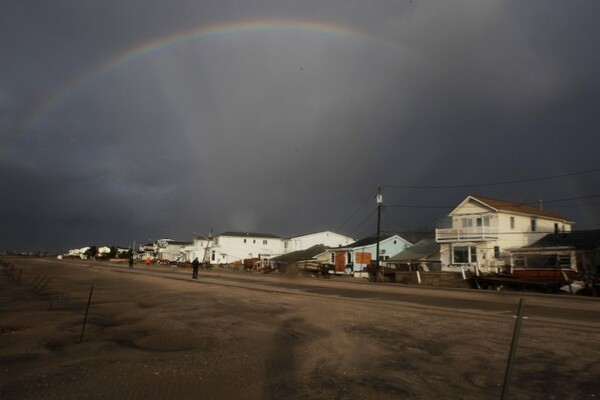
[376,186,383,282]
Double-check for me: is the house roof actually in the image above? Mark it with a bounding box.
[523,230,600,250]
[216,231,281,239]
[284,230,355,241]
[387,239,440,262]
[457,195,570,221]
[342,234,408,249]
[270,245,328,264]
[165,241,193,246]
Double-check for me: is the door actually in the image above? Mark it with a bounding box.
[335,251,346,273]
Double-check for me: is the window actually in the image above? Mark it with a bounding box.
[214,238,219,245]
[558,254,571,268]
[462,218,473,228]
[470,246,477,263]
[263,240,267,245]
[453,246,477,264]
[554,223,559,234]
[253,239,256,244]
[531,219,537,232]
[494,246,500,259]
[510,217,515,229]
[453,246,469,263]
[477,216,490,227]
[514,255,526,268]
[211,250,215,261]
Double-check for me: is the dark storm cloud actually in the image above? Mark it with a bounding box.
[1,0,599,251]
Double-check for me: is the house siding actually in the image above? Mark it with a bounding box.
[210,234,285,264]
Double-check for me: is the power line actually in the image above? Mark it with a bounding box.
[536,193,600,204]
[550,201,600,208]
[383,167,600,189]
[385,193,600,209]
[386,204,454,209]
[347,207,377,237]
[336,190,377,232]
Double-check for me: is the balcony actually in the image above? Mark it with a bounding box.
[435,226,499,243]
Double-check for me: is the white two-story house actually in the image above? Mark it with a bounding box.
[209,232,284,264]
[435,195,573,272]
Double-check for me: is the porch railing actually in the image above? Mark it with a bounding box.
[435,226,499,242]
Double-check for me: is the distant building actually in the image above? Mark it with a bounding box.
[182,236,211,262]
[283,231,355,253]
[208,232,283,264]
[156,239,193,262]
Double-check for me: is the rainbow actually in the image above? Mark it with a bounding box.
[20,18,402,132]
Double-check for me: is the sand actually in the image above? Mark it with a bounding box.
[1,257,599,399]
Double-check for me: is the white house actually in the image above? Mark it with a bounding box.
[283,231,355,253]
[208,232,284,264]
[435,195,573,272]
[182,236,212,262]
[97,246,111,256]
[67,247,88,259]
[322,234,412,276]
[156,239,193,262]
[138,242,157,261]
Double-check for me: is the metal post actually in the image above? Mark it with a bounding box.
[501,298,525,400]
[79,285,94,344]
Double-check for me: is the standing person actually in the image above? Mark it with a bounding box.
[128,255,134,269]
[192,257,200,279]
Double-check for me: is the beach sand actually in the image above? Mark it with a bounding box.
[1,257,598,399]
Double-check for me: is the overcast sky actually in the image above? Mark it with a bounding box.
[2,0,599,252]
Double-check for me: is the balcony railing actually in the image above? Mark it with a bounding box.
[435,226,499,242]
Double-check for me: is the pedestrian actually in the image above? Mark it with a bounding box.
[128,255,134,269]
[192,257,200,279]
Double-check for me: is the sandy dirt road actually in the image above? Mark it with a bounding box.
[1,257,599,399]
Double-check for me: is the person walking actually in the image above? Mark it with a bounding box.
[192,257,200,279]
[128,255,134,269]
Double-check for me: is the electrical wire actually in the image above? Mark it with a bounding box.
[385,193,600,209]
[383,167,600,189]
[347,207,377,237]
[335,189,378,232]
